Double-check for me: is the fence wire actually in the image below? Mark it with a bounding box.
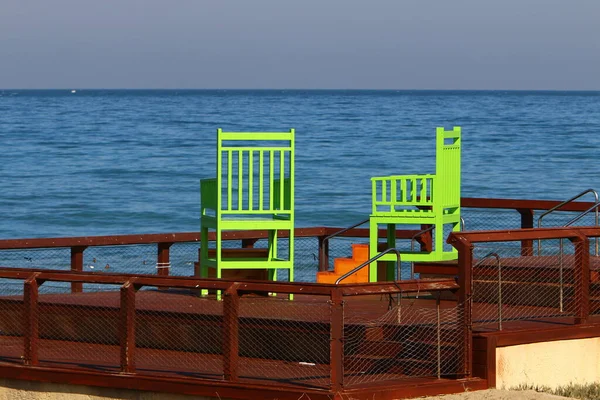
[135,287,224,380]
[0,278,24,364]
[169,242,200,276]
[343,292,463,387]
[472,243,579,331]
[37,282,121,372]
[0,248,71,270]
[236,295,331,389]
[84,245,158,275]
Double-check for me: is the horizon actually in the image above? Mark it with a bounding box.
[3,88,600,92]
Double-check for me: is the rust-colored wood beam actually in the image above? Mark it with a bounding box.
[451,237,473,378]
[461,197,595,212]
[329,288,344,392]
[70,246,87,293]
[23,273,40,366]
[120,280,136,373]
[449,227,585,244]
[223,283,240,382]
[157,242,172,277]
[517,209,534,256]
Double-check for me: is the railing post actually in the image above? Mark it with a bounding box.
[318,235,329,272]
[417,224,433,252]
[70,246,87,293]
[241,238,258,248]
[157,242,173,276]
[329,288,344,391]
[23,273,40,366]
[223,283,240,381]
[448,234,473,377]
[120,280,136,373]
[517,209,534,256]
[436,291,441,379]
[572,234,590,324]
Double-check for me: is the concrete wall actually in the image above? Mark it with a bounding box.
[496,337,600,389]
[0,378,228,400]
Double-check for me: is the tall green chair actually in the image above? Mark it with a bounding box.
[369,127,461,282]
[200,129,295,286]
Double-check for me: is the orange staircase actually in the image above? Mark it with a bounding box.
[317,243,371,284]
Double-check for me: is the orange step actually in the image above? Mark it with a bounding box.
[351,243,369,262]
[316,243,371,284]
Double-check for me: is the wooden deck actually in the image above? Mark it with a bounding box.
[0,287,493,399]
[0,287,597,398]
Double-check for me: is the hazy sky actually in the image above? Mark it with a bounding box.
[1,0,599,89]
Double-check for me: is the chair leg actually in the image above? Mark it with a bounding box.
[434,218,444,257]
[386,224,397,281]
[200,226,209,297]
[369,219,379,282]
[268,229,278,260]
[288,268,294,300]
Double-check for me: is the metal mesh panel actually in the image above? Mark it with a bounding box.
[343,293,463,386]
[294,237,319,283]
[236,295,331,389]
[472,243,578,331]
[587,236,600,316]
[0,248,71,270]
[37,282,121,372]
[539,210,598,230]
[462,208,522,231]
[169,242,200,277]
[84,245,156,275]
[134,287,224,380]
[0,278,25,364]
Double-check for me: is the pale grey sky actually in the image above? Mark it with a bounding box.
[1,0,599,89]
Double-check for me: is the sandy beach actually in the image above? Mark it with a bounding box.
[421,389,572,400]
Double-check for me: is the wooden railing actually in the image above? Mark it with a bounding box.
[0,197,596,283]
[448,226,600,376]
[0,268,460,393]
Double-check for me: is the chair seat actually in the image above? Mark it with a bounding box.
[376,250,458,263]
[371,211,437,219]
[202,257,293,269]
[218,218,292,230]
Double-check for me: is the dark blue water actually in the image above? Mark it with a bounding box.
[2,89,600,239]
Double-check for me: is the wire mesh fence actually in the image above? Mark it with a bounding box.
[83,245,158,275]
[36,281,122,371]
[0,268,469,391]
[135,287,224,380]
[462,208,523,231]
[343,291,464,387]
[585,235,600,316]
[472,242,580,331]
[0,247,71,270]
[169,242,201,276]
[236,295,331,389]
[0,278,24,364]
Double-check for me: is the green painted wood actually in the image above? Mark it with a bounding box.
[200,129,295,287]
[369,127,461,281]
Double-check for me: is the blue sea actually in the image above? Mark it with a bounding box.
[1,89,600,240]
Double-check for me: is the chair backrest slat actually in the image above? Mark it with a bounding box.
[213,129,294,215]
[435,126,461,209]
